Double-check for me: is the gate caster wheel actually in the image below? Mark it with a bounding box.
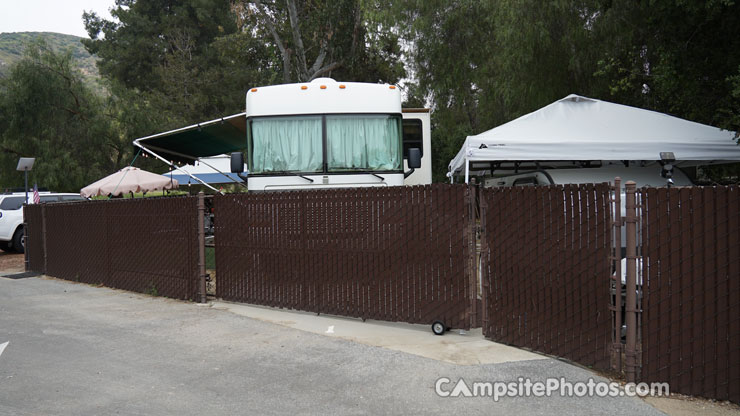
[432,320,446,336]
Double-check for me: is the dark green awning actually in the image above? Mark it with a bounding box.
[134,113,246,164]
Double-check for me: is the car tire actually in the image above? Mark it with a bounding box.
[12,227,24,254]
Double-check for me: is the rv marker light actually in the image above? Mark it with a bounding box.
[301,86,308,90]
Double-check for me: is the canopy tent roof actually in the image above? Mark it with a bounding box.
[80,166,179,198]
[449,94,740,175]
[134,113,247,164]
[162,155,246,185]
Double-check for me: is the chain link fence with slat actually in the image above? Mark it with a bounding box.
[24,197,200,300]
[641,186,740,403]
[480,184,613,370]
[214,184,476,329]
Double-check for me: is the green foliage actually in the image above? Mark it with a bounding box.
[592,0,740,132]
[75,0,406,161]
[393,0,608,181]
[145,281,159,296]
[83,0,237,91]
[236,0,405,84]
[205,246,215,270]
[0,39,167,192]
[101,81,169,170]
[0,39,113,192]
[699,163,740,185]
[2,1,739,188]
[144,30,275,124]
[722,65,740,137]
[394,0,740,182]
[82,0,269,124]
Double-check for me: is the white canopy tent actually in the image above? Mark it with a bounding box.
[449,94,740,182]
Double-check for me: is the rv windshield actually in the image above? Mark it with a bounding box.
[326,115,402,172]
[250,116,323,173]
[249,114,403,174]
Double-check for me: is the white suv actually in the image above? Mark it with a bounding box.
[0,193,87,253]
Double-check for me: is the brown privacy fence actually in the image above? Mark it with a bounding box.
[480,184,613,370]
[214,185,477,329]
[640,186,740,403]
[24,197,201,300]
[20,181,740,404]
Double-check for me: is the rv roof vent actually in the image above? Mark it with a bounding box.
[311,78,336,84]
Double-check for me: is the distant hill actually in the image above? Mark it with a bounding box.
[0,32,100,87]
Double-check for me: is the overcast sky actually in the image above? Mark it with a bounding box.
[0,0,115,38]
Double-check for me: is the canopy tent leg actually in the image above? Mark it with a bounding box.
[464,158,470,184]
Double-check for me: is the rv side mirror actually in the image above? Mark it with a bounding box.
[230,152,245,173]
[408,148,421,169]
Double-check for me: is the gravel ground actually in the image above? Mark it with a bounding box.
[0,275,665,416]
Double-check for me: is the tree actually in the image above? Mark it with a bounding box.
[591,0,740,133]
[393,0,740,182]
[101,80,170,172]
[232,0,405,84]
[393,0,605,181]
[82,0,272,125]
[0,40,119,192]
[83,0,238,92]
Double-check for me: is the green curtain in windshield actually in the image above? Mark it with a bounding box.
[326,115,402,171]
[251,117,322,173]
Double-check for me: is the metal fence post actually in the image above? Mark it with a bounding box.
[197,192,207,303]
[479,188,488,334]
[624,181,638,383]
[23,208,29,272]
[468,178,478,328]
[612,177,623,372]
[41,205,47,275]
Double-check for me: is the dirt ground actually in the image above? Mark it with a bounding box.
[0,252,24,272]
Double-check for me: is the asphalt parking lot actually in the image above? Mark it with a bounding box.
[0,273,665,415]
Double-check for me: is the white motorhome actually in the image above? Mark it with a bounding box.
[135,78,431,192]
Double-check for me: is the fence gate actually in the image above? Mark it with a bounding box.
[639,186,740,403]
[214,185,477,329]
[480,184,613,370]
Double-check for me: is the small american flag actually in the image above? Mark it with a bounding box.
[32,184,40,204]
